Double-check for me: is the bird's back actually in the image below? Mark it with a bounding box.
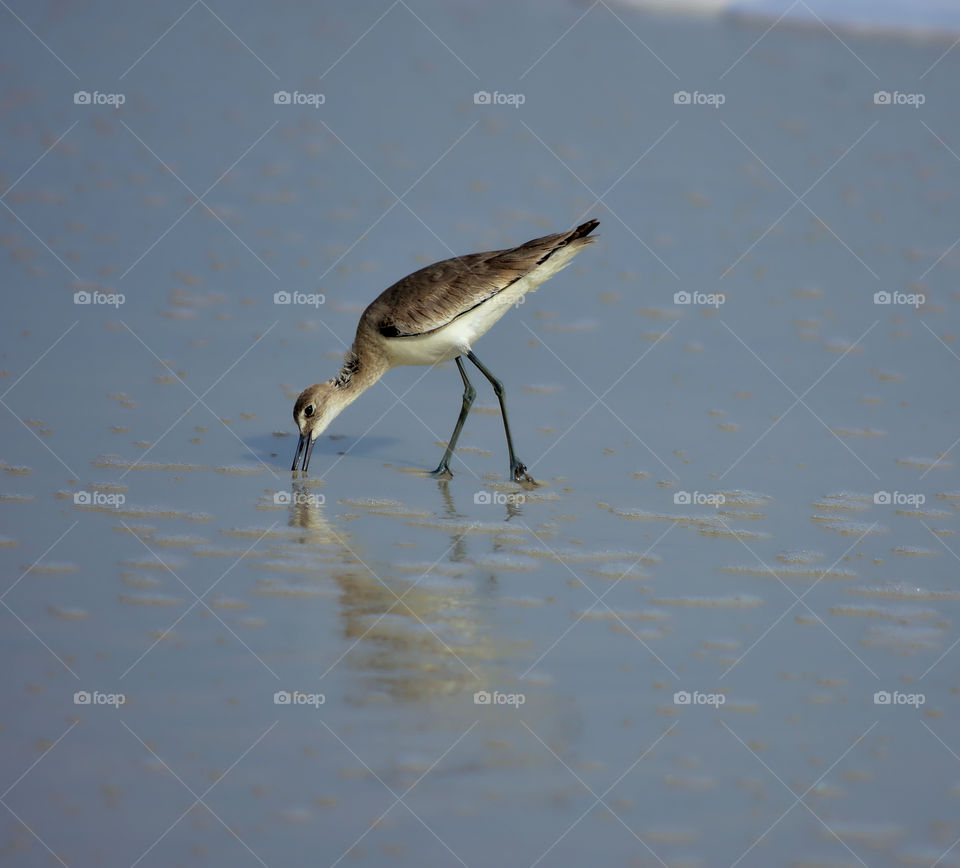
[361,220,599,341]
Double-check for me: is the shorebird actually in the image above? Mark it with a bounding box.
[291,219,599,481]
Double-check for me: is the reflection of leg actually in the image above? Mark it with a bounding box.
[431,357,476,477]
[466,350,534,483]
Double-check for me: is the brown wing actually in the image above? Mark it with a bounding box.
[366,220,599,338]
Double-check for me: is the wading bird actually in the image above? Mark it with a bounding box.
[292,219,599,482]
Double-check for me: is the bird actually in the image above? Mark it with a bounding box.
[291,218,599,482]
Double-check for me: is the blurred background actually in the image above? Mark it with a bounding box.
[2,1,959,865]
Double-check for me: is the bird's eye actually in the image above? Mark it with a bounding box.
[304,405,315,418]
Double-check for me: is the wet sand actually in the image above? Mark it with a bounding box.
[1,2,959,866]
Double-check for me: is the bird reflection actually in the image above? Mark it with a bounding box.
[274,480,582,763]
[281,480,494,703]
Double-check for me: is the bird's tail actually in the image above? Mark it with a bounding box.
[535,218,599,265]
[567,219,600,242]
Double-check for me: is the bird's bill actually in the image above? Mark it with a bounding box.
[291,432,317,472]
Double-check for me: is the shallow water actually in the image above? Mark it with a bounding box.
[2,2,959,866]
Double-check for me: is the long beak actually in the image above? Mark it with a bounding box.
[292,433,306,471]
[291,432,317,472]
[302,434,317,471]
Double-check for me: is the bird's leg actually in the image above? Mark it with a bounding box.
[431,356,476,478]
[466,350,534,484]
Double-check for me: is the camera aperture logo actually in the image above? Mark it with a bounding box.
[74,690,125,708]
[74,490,125,508]
[473,90,525,108]
[274,690,325,708]
[474,490,525,506]
[673,90,725,108]
[473,690,525,707]
[674,290,725,308]
[674,490,725,507]
[673,690,725,707]
[874,690,924,707]
[274,290,325,308]
[273,491,325,506]
[873,491,925,507]
[273,90,325,108]
[873,290,924,309]
[74,289,125,308]
[74,90,125,108]
[874,90,924,108]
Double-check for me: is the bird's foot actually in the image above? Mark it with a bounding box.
[430,463,453,479]
[511,461,535,485]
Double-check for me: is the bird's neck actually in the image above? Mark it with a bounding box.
[328,345,387,399]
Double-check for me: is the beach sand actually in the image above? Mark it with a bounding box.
[1,2,958,865]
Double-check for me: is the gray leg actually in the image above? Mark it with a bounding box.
[466,350,534,483]
[432,357,476,478]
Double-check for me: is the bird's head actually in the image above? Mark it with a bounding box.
[291,382,338,472]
